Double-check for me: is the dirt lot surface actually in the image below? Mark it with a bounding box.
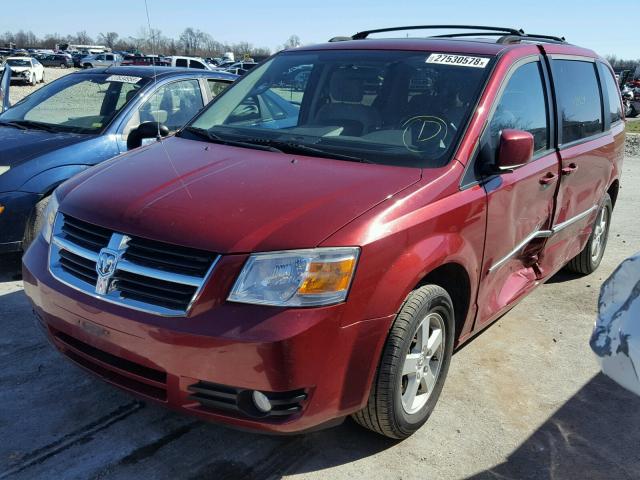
[8,67,78,105]
[1,106,640,478]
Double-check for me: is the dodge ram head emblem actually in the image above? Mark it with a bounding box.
[95,248,119,295]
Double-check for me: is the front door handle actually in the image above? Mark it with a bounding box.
[539,172,558,185]
[562,163,578,176]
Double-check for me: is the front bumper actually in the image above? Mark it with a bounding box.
[0,191,42,252]
[22,235,393,433]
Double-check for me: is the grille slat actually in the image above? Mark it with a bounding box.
[49,214,218,315]
[124,237,216,277]
[59,250,98,284]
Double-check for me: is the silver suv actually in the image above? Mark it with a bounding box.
[82,53,121,69]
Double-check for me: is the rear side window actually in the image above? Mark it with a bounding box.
[551,60,602,143]
[489,61,549,153]
[175,58,188,68]
[598,63,622,124]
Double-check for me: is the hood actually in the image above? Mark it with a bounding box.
[0,126,91,168]
[60,137,421,253]
[8,66,31,73]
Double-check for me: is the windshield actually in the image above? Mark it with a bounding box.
[186,50,492,167]
[6,59,31,67]
[0,73,150,134]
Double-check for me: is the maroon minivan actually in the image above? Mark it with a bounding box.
[23,25,624,439]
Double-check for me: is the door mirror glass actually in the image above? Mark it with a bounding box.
[497,129,534,170]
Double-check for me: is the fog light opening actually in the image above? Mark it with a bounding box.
[252,390,272,413]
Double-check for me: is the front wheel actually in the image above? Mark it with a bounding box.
[352,285,455,439]
[566,193,612,275]
[30,74,36,86]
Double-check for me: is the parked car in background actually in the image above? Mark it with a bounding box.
[167,56,212,70]
[22,25,624,439]
[71,53,85,68]
[0,66,237,253]
[81,53,121,69]
[0,57,45,85]
[222,61,258,76]
[121,55,170,67]
[37,54,73,68]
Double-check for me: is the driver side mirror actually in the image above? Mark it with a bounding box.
[496,129,534,171]
[126,121,170,150]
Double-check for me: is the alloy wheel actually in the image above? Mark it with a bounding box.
[591,205,609,262]
[401,312,445,414]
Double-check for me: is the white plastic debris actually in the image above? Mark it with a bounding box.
[591,253,640,396]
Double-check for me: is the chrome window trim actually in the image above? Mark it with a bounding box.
[488,204,597,273]
[48,213,219,317]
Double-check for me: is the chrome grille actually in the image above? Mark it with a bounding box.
[49,213,219,316]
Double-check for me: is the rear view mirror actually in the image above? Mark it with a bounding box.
[0,65,11,113]
[496,129,534,171]
[127,121,170,150]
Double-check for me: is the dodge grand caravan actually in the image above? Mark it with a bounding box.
[23,25,625,439]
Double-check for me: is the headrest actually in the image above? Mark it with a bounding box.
[330,68,364,103]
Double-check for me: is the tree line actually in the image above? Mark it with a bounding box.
[1,28,303,59]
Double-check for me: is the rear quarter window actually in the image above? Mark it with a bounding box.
[598,63,622,124]
[551,59,603,144]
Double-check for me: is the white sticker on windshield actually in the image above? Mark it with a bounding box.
[426,54,489,68]
[105,75,142,84]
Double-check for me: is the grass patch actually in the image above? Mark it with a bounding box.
[627,121,640,134]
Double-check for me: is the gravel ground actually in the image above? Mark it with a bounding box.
[1,156,639,479]
[625,130,640,157]
[8,67,78,105]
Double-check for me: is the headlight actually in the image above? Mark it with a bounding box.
[41,193,60,244]
[228,247,360,307]
[0,166,9,176]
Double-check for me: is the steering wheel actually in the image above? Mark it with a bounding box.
[400,115,450,153]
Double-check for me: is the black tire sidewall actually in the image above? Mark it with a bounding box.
[392,289,455,432]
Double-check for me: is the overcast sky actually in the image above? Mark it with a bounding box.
[1,0,636,58]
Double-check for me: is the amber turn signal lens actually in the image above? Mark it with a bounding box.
[0,205,4,215]
[298,258,356,294]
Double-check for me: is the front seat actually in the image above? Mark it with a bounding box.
[315,68,381,136]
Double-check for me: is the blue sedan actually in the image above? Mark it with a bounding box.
[0,66,237,253]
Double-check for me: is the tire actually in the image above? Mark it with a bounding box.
[23,195,50,251]
[60,63,67,69]
[565,193,612,275]
[352,284,455,439]
[41,72,45,83]
[629,106,638,118]
[30,74,36,86]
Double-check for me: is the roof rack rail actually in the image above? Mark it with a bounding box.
[352,25,524,40]
[347,25,567,44]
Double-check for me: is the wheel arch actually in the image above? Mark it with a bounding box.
[607,178,620,208]
[414,262,472,344]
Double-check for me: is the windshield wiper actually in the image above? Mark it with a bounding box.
[181,126,282,153]
[242,138,371,163]
[3,120,60,133]
[0,120,27,130]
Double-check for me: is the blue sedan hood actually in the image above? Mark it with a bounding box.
[0,126,92,168]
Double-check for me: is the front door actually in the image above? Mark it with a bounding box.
[476,57,560,327]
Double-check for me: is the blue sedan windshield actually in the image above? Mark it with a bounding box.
[0,73,150,134]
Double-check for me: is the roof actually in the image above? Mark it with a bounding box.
[71,66,238,81]
[295,36,598,59]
